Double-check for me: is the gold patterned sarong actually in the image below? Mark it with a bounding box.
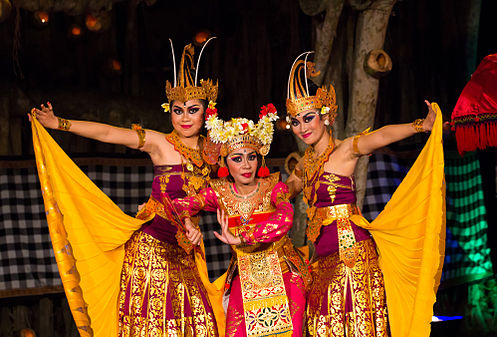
[307,239,389,337]
[119,231,218,337]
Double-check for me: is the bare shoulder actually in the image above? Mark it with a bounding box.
[333,137,353,154]
[146,130,182,165]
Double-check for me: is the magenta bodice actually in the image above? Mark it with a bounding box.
[140,165,187,244]
[313,172,371,257]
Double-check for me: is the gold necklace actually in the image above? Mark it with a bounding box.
[166,130,211,195]
[302,134,335,208]
[165,130,204,167]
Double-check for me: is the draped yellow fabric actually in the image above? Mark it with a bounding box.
[355,103,446,337]
[195,247,228,337]
[32,118,224,337]
[32,118,144,336]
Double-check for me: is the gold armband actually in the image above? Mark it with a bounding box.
[353,134,361,155]
[132,124,146,148]
[352,127,372,155]
[412,119,425,133]
[57,118,71,131]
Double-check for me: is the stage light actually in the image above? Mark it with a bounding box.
[20,328,36,337]
[432,315,463,322]
[69,24,83,38]
[110,59,122,72]
[85,14,99,31]
[85,12,110,32]
[194,30,211,46]
[34,11,50,27]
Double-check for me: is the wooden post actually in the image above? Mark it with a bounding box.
[37,297,53,337]
[346,0,397,207]
[313,0,345,86]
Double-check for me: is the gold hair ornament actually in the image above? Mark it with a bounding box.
[162,38,218,109]
[286,51,338,118]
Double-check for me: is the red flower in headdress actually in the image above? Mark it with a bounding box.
[259,103,277,119]
[205,101,218,120]
[241,123,249,133]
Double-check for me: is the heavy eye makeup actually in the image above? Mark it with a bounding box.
[172,105,184,115]
[290,112,316,126]
[228,152,257,163]
[188,106,200,114]
[229,155,242,163]
[303,113,316,123]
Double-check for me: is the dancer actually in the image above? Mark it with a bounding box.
[161,106,311,337]
[284,52,445,337]
[30,40,222,337]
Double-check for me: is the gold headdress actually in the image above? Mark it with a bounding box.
[286,51,337,118]
[205,104,279,177]
[161,38,218,111]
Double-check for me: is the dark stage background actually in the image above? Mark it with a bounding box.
[0,0,496,336]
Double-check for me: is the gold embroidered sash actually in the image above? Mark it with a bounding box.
[307,203,359,268]
[236,246,293,337]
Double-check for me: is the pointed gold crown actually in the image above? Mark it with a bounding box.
[165,38,218,104]
[286,51,337,117]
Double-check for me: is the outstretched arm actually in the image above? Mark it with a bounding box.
[29,101,161,152]
[353,100,436,156]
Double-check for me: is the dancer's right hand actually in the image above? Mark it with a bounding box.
[214,209,241,245]
[28,102,58,129]
[185,218,202,246]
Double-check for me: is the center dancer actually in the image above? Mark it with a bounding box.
[161,106,311,337]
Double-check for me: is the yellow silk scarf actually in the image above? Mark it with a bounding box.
[32,118,226,337]
[355,103,446,337]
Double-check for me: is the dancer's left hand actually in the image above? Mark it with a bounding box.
[185,218,202,246]
[214,209,242,245]
[422,100,436,132]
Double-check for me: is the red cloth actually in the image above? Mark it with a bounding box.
[451,54,497,155]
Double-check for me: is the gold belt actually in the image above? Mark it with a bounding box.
[315,203,358,223]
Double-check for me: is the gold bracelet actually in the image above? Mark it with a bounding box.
[57,117,71,131]
[412,118,425,133]
[131,124,146,148]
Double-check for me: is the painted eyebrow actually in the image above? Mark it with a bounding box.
[303,112,317,118]
[229,151,257,157]
[172,104,200,109]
